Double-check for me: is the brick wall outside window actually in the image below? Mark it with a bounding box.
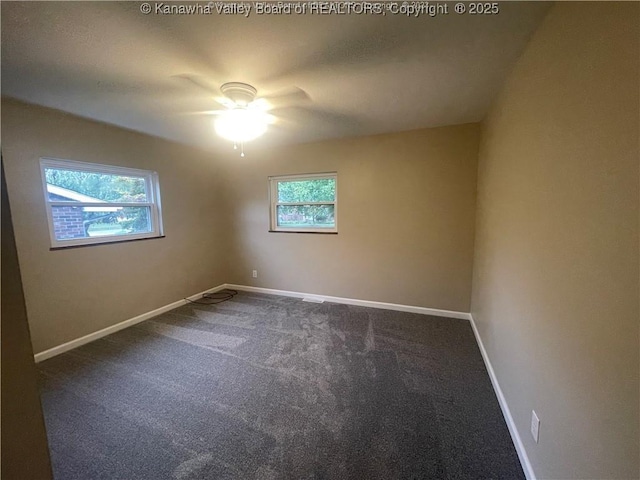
[52,206,85,239]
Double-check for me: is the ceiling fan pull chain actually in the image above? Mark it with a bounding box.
[240,142,245,157]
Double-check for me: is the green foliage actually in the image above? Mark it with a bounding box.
[117,207,151,232]
[45,168,146,202]
[278,204,334,226]
[277,179,335,203]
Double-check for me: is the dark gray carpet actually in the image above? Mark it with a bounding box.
[38,291,524,480]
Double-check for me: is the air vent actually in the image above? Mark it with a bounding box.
[302,297,325,303]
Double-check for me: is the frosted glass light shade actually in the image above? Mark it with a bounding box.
[214,108,268,142]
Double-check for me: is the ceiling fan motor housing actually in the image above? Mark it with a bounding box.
[220,82,257,106]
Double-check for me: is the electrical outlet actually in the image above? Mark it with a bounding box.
[531,410,540,443]
[252,270,258,278]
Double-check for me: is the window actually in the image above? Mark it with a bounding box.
[40,158,163,248]
[269,172,337,233]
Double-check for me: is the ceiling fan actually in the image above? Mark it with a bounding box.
[177,76,311,156]
[208,82,271,156]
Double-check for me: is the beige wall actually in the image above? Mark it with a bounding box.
[222,124,479,312]
[471,3,639,479]
[2,99,229,354]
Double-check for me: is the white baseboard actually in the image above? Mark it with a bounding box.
[34,283,467,362]
[469,314,535,480]
[224,284,472,320]
[33,284,228,363]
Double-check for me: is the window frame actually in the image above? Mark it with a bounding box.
[40,157,164,248]
[268,172,338,234]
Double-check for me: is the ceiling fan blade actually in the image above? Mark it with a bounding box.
[272,105,360,131]
[258,87,310,109]
[177,109,227,116]
[267,106,363,145]
[172,74,221,96]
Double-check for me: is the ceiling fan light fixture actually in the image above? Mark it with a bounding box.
[214,107,269,143]
[219,82,257,106]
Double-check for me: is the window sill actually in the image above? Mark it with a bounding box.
[50,235,166,250]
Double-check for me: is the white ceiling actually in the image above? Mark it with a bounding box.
[1,1,551,153]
